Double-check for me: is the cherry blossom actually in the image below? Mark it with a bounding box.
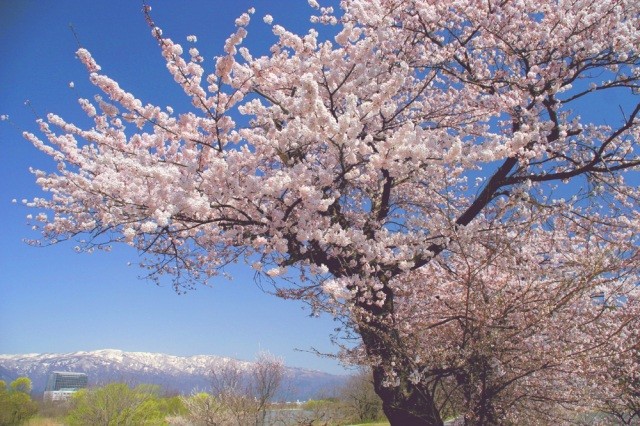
[22,0,640,424]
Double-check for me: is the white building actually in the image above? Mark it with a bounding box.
[43,371,88,401]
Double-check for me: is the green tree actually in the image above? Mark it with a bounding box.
[0,378,38,426]
[66,383,178,425]
[155,395,187,419]
[9,378,32,395]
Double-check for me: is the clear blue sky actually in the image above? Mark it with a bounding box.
[0,0,349,375]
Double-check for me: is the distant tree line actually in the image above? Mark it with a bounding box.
[9,355,386,425]
[7,359,639,425]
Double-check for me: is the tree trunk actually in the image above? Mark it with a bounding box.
[359,326,445,426]
[456,355,500,426]
[348,276,446,426]
[373,368,444,426]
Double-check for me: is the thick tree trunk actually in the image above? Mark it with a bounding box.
[359,326,444,426]
[456,355,501,425]
[348,275,446,426]
[372,366,444,426]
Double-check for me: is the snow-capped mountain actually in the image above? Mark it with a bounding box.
[0,349,346,400]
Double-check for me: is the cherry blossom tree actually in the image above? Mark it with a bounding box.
[21,0,640,424]
[337,214,640,424]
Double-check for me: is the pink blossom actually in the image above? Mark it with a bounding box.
[22,0,640,422]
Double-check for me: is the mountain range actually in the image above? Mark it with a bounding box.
[0,349,347,401]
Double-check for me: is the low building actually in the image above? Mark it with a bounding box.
[43,371,88,401]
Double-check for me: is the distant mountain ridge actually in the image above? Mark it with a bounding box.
[0,349,346,401]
